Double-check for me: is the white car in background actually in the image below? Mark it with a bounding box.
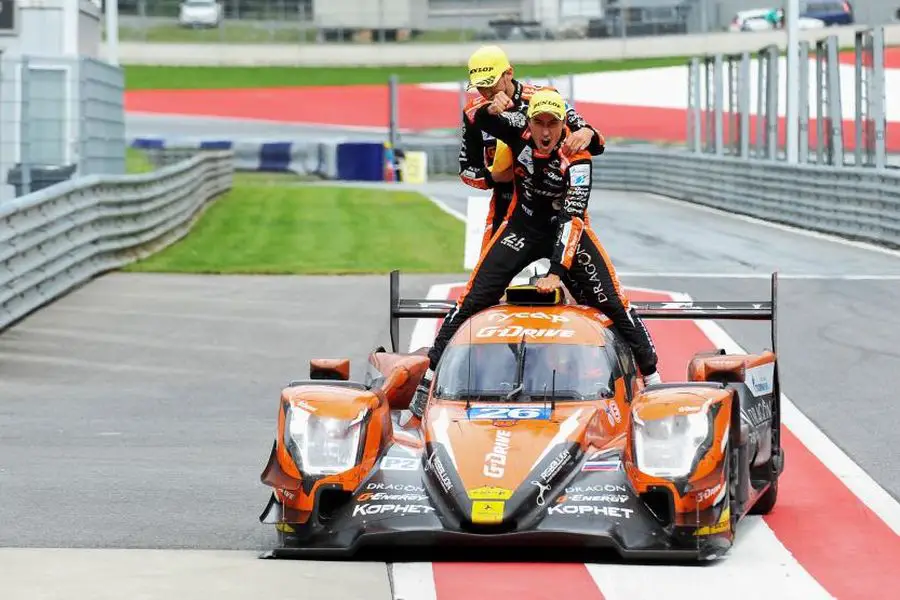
[178,0,223,27]
[729,8,826,31]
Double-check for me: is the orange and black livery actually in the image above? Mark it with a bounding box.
[258,270,784,561]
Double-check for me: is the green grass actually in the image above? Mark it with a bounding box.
[126,147,156,173]
[124,176,466,274]
[124,56,691,90]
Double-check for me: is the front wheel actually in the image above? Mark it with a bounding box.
[749,480,778,515]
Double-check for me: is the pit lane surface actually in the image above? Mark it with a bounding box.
[2,180,900,598]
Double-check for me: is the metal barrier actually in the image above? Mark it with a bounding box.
[0,150,233,332]
[592,147,900,248]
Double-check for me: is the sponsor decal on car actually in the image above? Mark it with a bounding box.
[427,452,454,493]
[487,311,569,324]
[547,504,634,518]
[356,492,428,502]
[475,325,576,339]
[539,448,572,484]
[467,405,550,421]
[483,429,512,479]
[467,486,513,500]
[565,483,628,494]
[352,503,435,517]
[365,482,425,492]
[471,500,505,524]
[564,494,629,503]
[380,456,419,471]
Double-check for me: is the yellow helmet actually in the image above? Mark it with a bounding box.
[467,45,511,89]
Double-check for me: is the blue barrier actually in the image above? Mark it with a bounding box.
[336,142,386,181]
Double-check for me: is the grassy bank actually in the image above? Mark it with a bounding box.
[124,177,466,274]
[124,56,690,90]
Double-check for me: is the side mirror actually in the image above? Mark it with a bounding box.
[309,359,350,381]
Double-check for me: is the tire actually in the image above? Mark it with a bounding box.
[749,480,778,515]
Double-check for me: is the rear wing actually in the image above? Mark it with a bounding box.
[388,269,778,357]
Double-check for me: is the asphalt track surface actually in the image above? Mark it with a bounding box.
[2,178,900,596]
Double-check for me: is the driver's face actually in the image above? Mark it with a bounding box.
[529,114,564,152]
[476,71,512,100]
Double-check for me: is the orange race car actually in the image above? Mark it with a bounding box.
[258,270,784,561]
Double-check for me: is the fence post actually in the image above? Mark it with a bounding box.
[825,35,844,166]
[815,40,825,164]
[739,52,751,159]
[854,30,864,166]
[78,57,89,177]
[687,57,701,153]
[388,73,399,150]
[713,53,724,156]
[799,41,810,163]
[765,46,779,161]
[870,26,887,170]
[20,55,32,196]
[756,51,766,158]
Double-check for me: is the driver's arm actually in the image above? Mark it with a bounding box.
[459,105,494,190]
[468,99,525,146]
[548,154,592,278]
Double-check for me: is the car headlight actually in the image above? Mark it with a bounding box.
[632,409,712,479]
[284,405,367,476]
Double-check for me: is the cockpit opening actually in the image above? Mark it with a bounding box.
[433,341,617,402]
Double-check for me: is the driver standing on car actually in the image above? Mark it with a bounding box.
[460,45,606,255]
[406,88,661,422]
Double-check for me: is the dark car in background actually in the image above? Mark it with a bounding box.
[801,0,854,25]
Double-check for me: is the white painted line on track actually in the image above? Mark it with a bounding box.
[424,194,466,222]
[586,518,834,600]
[638,191,900,259]
[390,562,438,600]
[669,290,900,536]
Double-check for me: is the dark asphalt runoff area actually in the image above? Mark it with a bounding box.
[1,178,899,555]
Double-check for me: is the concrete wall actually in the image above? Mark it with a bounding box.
[106,23,900,66]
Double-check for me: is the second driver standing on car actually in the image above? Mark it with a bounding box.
[406,89,661,422]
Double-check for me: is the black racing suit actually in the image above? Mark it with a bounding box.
[429,101,659,380]
[459,79,606,252]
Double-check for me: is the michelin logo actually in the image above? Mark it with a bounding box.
[569,163,590,186]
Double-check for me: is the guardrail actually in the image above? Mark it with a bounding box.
[592,147,900,249]
[0,150,233,333]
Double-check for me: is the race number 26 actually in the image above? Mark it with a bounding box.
[467,405,551,420]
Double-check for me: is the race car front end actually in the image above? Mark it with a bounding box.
[260,385,737,562]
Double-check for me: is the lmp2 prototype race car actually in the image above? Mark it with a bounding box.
[258,270,784,561]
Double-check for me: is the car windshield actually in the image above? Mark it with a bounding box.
[433,341,615,401]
